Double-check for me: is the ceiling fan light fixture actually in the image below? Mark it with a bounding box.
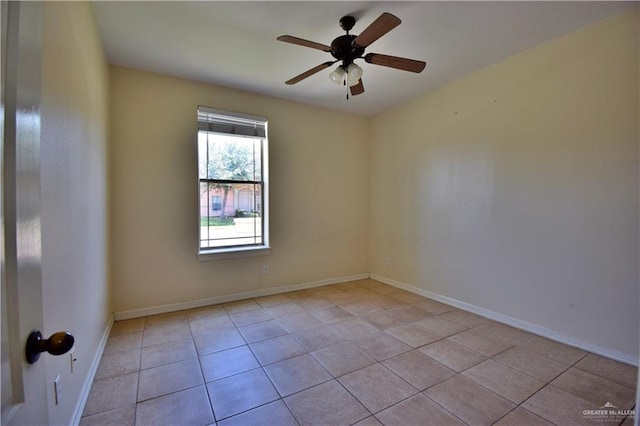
[346,63,363,87]
[329,65,345,85]
[347,63,363,80]
[347,76,361,87]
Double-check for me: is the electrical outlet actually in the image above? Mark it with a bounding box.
[385,257,391,265]
[262,264,269,273]
[53,374,62,405]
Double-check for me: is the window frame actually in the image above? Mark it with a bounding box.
[197,106,270,260]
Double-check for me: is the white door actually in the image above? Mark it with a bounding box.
[1,2,49,425]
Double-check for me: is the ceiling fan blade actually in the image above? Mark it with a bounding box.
[353,12,401,48]
[277,35,331,52]
[285,62,334,85]
[364,53,426,73]
[350,79,365,96]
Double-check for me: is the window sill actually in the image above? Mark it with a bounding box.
[197,245,271,261]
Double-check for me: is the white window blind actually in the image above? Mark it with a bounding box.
[197,106,267,138]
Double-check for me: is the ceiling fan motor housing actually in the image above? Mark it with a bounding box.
[330,34,365,66]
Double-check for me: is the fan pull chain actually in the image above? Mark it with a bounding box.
[344,76,349,100]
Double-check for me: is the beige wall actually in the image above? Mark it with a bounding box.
[109,67,370,313]
[370,9,639,361]
[40,2,110,424]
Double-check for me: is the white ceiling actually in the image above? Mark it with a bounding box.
[92,1,635,116]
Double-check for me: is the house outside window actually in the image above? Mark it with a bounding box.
[197,106,269,257]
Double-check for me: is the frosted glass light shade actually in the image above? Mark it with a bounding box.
[329,66,345,85]
[346,63,363,86]
[347,63,363,79]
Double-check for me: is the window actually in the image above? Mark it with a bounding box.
[211,196,222,212]
[197,106,269,256]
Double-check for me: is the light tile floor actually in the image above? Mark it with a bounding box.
[80,279,638,426]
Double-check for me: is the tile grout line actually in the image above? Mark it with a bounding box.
[242,336,300,425]
[465,343,591,426]
[133,317,146,425]
[186,314,218,424]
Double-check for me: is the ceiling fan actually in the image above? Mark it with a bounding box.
[277,13,426,98]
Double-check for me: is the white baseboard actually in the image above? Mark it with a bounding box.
[71,315,114,426]
[113,273,370,321]
[370,273,639,367]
